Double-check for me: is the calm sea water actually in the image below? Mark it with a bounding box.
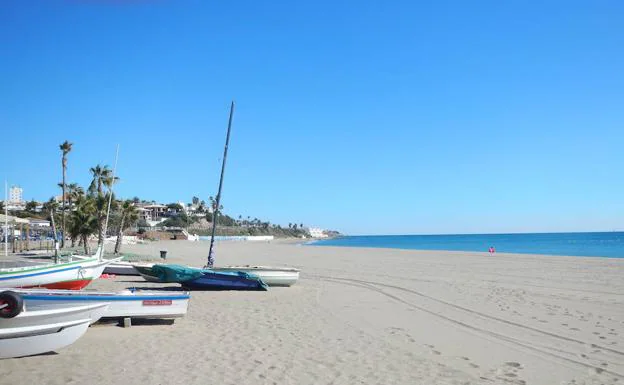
[309,232,624,258]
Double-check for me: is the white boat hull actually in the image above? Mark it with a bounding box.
[0,319,91,359]
[0,257,119,290]
[0,302,108,359]
[2,303,109,327]
[211,266,300,286]
[103,262,139,276]
[16,289,190,319]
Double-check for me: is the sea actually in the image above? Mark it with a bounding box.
[308,232,624,258]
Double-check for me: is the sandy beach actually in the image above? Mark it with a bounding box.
[1,240,623,385]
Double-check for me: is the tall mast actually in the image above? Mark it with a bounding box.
[4,181,8,257]
[207,101,235,268]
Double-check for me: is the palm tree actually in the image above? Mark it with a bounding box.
[42,198,59,260]
[95,193,117,245]
[69,196,99,255]
[88,164,118,196]
[61,183,84,248]
[59,140,73,248]
[208,196,223,213]
[114,200,139,254]
[66,183,84,208]
[57,182,83,208]
[88,165,119,244]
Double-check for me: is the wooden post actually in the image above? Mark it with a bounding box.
[11,224,15,253]
[25,224,29,251]
[17,224,22,252]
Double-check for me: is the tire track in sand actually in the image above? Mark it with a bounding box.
[312,274,624,380]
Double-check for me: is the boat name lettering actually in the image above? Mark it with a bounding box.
[142,300,173,306]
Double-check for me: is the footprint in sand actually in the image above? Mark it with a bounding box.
[505,362,523,369]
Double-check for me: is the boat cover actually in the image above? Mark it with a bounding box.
[151,264,204,283]
[150,264,268,291]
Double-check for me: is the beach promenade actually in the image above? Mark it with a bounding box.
[2,240,623,385]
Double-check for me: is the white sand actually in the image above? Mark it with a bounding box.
[1,240,623,385]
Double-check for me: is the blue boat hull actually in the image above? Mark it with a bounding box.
[181,271,268,291]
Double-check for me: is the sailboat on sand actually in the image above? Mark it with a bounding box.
[134,101,299,288]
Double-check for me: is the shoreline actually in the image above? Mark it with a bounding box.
[308,232,624,259]
[306,243,624,260]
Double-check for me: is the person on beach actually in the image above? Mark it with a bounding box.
[488,246,495,254]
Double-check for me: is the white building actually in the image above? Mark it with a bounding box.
[28,218,50,228]
[306,227,328,238]
[143,204,167,219]
[8,185,23,204]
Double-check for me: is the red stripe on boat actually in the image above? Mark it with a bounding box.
[24,279,93,290]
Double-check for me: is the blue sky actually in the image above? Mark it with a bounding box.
[1,1,623,235]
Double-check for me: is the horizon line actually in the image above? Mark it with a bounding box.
[345,230,624,237]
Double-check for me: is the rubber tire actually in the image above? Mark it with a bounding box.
[0,291,23,319]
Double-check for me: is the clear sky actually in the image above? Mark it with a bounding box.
[1,1,623,235]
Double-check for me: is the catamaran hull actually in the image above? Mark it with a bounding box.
[133,264,160,282]
[211,266,300,286]
[103,262,139,276]
[136,264,268,290]
[0,319,91,359]
[181,271,268,291]
[135,264,297,286]
[16,289,190,319]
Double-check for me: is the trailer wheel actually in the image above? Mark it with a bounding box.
[0,291,23,318]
